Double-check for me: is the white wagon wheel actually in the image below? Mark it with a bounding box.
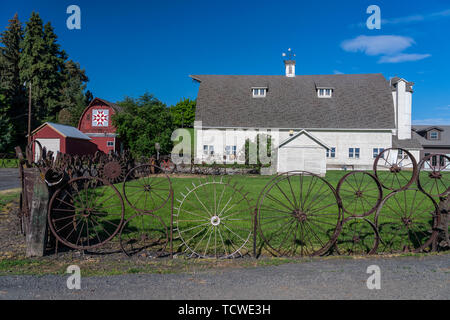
[175,177,253,258]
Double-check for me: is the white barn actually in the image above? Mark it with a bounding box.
[191,59,422,175]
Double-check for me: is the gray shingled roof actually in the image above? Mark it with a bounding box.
[412,125,450,147]
[392,134,422,149]
[192,73,395,129]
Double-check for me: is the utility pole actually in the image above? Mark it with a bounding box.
[27,81,32,144]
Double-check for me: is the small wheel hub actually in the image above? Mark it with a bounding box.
[81,209,92,218]
[352,235,360,243]
[429,171,442,179]
[293,210,307,222]
[355,190,363,197]
[402,217,412,226]
[144,185,152,192]
[211,215,221,226]
[390,164,401,173]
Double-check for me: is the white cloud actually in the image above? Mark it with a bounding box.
[412,118,450,125]
[333,70,344,74]
[341,35,414,56]
[341,35,431,64]
[350,9,450,28]
[435,105,450,111]
[379,53,431,63]
[382,15,424,25]
[383,9,450,25]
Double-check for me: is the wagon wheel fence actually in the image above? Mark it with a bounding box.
[11,142,450,258]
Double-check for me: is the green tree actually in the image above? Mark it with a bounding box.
[0,13,25,148]
[113,93,174,157]
[169,98,196,128]
[0,92,14,152]
[19,12,65,125]
[58,60,91,126]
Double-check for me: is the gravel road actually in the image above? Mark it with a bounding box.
[0,254,448,300]
[0,169,20,191]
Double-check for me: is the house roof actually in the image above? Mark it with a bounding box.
[192,73,395,129]
[92,97,123,113]
[32,122,91,140]
[412,125,450,147]
[392,134,422,150]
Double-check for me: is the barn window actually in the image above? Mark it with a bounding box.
[252,87,267,98]
[107,141,114,147]
[225,146,237,156]
[317,88,333,98]
[326,147,336,158]
[429,131,438,140]
[349,148,360,159]
[373,148,384,158]
[203,145,214,156]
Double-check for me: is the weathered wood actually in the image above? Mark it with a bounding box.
[25,168,49,257]
[437,192,449,249]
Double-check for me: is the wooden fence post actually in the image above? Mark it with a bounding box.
[25,169,49,257]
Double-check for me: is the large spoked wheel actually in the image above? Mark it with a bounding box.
[417,154,450,197]
[26,140,43,165]
[373,148,418,191]
[257,171,342,257]
[175,177,253,259]
[119,213,168,257]
[375,189,439,254]
[48,177,125,250]
[336,171,383,218]
[123,164,172,213]
[335,217,379,255]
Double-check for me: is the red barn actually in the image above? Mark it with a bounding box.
[77,98,123,154]
[31,122,97,158]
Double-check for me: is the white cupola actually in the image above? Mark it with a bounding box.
[282,48,296,77]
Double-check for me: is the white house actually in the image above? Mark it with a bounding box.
[191,59,422,175]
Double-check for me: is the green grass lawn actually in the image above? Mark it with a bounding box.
[0,158,19,168]
[46,169,445,257]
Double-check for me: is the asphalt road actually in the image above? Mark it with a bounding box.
[0,169,20,191]
[0,255,448,300]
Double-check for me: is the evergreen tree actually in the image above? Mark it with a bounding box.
[19,12,65,125]
[58,60,90,126]
[0,92,14,152]
[0,13,25,148]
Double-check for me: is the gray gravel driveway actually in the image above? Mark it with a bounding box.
[0,254,448,300]
[0,169,20,191]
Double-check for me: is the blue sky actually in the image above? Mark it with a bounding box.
[1,0,450,124]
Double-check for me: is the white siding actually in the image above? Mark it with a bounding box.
[195,126,393,172]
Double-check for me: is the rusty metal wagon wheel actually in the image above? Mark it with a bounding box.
[417,154,450,197]
[336,171,383,218]
[119,213,168,257]
[160,158,176,174]
[335,217,379,255]
[48,176,125,250]
[256,171,342,257]
[373,148,418,192]
[99,159,127,184]
[123,164,172,213]
[375,188,439,254]
[26,140,42,165]
[175,177,253,258]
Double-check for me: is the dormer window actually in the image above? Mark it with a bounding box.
[252,87,267,98]
[429,131,438,140]
[317,88,333,98]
